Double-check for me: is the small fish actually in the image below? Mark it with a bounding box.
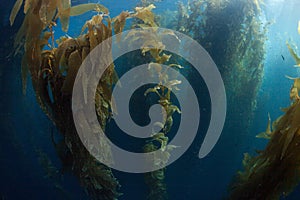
[281,55,285,61]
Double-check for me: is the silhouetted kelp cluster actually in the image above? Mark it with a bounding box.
[228,32,300,199]
[170,0,267,136]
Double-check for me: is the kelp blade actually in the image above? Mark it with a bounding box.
[70,3,109,16]
[10,0,23,26]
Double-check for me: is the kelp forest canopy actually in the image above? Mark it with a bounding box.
[9,0,292,199]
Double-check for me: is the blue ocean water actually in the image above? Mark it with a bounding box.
[1,0,300,199]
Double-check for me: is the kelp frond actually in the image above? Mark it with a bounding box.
[9,0,23,26]
[286,41,300,66]
[133,4,157,27]
[256,113,273,139]
[112,11,131,42]
[70,3,109,16]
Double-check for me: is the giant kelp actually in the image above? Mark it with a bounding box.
[124,9,182,199]
[228,35,300,200]
[165,0,267,134]
[10,1,120,199]
[10,1,176,199]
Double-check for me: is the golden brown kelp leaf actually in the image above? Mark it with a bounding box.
[286,77,300,94]
[57,0,71,32]
[81,14,109,51]
[70,3,109,16]
[286,76,300,101]
[294,78,300,89]
[88,24,98,51]
[125,28,175,63]
[39,0,57,27]
[288,102,300,130]
[24,0,31,14]
[61,50,82,94]
[81,46,90,61]
[81,14,104,33]
[256,113,273,139]
[290,87,299,101]
[24,17,44,77]
[113,11,131,42]
[286,43,300,101]
[10,0,46,99]
[13,10,29,54]
[133,4,157,27]
[230,99,300,199]
[35,51,55,119]
[141,38,165,55]
[280,127,297,159]
[9,0,23,26]
[286,42,300,66]
[95,22,110,45]
[74,35,90,61]
[39,1,47,24]
[54,38,78,73]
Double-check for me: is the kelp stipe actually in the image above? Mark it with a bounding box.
[123,5,183,199]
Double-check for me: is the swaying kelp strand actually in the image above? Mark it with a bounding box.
[125,17,182,199]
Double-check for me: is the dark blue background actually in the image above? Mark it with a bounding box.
[1,0,300,199]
